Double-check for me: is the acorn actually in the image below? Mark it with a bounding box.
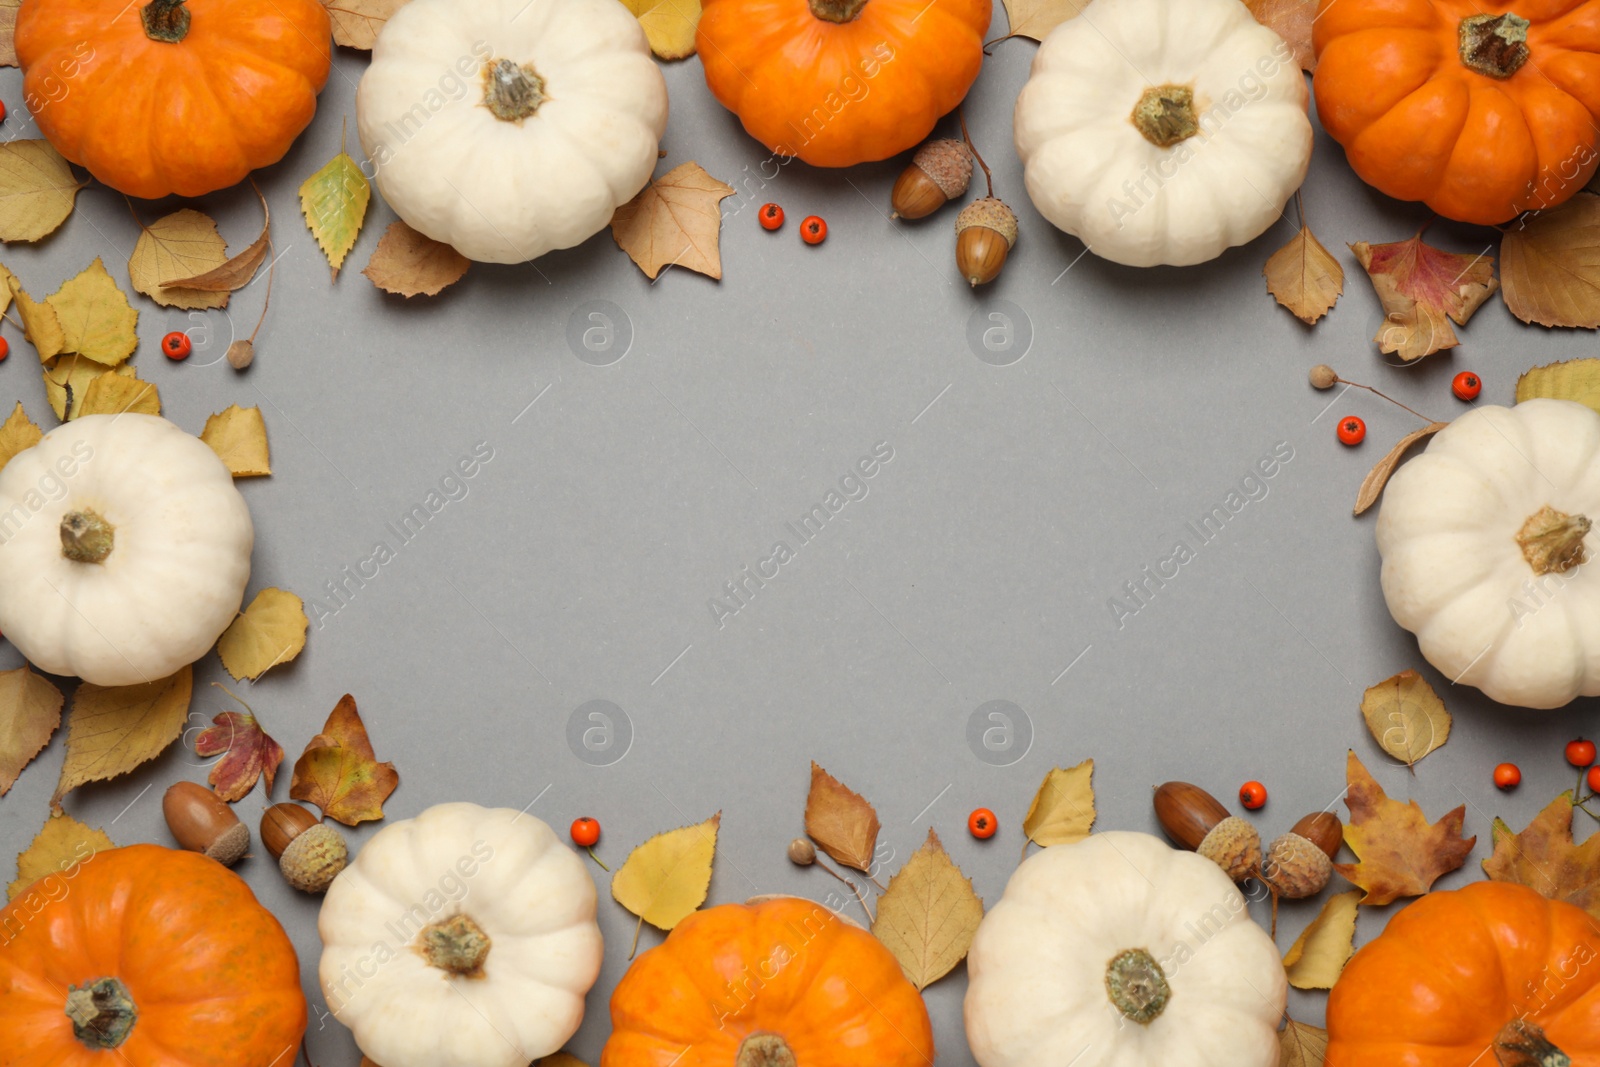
[1263,812,1343,899]
[955,197,1018,287]
[891,139,972,220]
[261,802,348,894]
[163,781,250,866]
[1153,781,1261,883]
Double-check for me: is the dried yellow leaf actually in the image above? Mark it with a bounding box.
[0,665,63,796]
[0,260,16,317]
[1501,192,1600,328]
[9,811,113,901]
[611,812,720,930]
[1359,669,1451,767]
[611,162,734,281]
[619,0,702,59]
[1282,889,1360,989]
[42,356,130,421]
[1353,422,1448,516]
[217,588,308,681]
[12,278,64,362]
[52,666,192,808]
[0,401,41,473]
[362,220,470,298]
[129,208,231,309]
[1022,759,1095,847]
[871,828,983,990]
[77,368,160,418]
[0,0,19,68]
[322,0,410,49]
[0,139,81,243]
[999,0,1089,40]
[804,762,881,873]
[301,150,371,279]
[1279,1020,1328,1067]
[48,258,139,366]
[1517,358,1600,416]
[200,404,272,477]
[1264,224,1343,324]
[165,188,271,293]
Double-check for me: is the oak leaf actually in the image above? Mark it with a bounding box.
[323,0,410,49]
[52,667,193,809]
[0,665,63,796]
[217,588,308,681]
[128,209,231,309]
[1279,1021,1328,1067]
[290,694,399,825]
[42,356,130,420]
[998,0,1089,40]
[0,140,81,242]
[362,221,470,298]
[610,812,720,930]
[805,762,881,873]
[48,258,139,366]
[1516,358,1600,415]
[1022,759,1095,847]
[164,189,272,292]
[9,811,113,901]
[200,405,272,477]
[871,828,984,989]
[1281,889,1360,989]
[1264,224,1342,323]
[1351,232,1498,362]
[1244,0,1315,71]
[1334,750,1474,905]
[12,278,64,361]
[1482,792,1600,920]
[194,708,285,802]
[1500,192,1600,327]
[76,368,160,418]
[300,150,370,280]
[0,401,41,472]
[1353,422,1448,515]
[1359,669,1450,767]
[620,0,702,59]
[611,162,734,281]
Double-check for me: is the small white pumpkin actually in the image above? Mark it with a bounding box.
[1378,399,1600,710]
[965,832,1285,1067]
[1013,0,1311,267]
[0,414,252,686]
[318,802,603,1067]
[355,0,669,264]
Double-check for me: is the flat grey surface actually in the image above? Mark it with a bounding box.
[2,21,1599,1066]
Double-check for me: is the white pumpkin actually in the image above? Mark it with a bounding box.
[355,0,669,264]
[1013,0,1311,267]
[965,832,1285,1067]
[0,413,252,686]
[318,802,603,1067]
[1378,399,1600,710]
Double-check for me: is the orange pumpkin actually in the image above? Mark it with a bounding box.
[1312,0,1600,224]
[0,844,307,1067]
[1326,882,1600,1066]
[696,0,990,168]
[602,897,934,1067]
[15,0,331,199]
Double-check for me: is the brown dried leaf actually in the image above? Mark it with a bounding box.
[1358,669,1451,766]
[1482,792,1600,920]
[1354,422,1448,515]
[1280,1021,1328,1067]
[805,761,880,873]
[1351,233,1498,362]
[999,0,1089,39]
[538,1055,591,1067]
[323,0,410,49]
[0,0,19,68]
[0,665,63,796]
[200,404,271,477]
[1281,889,1360,989]
[1022,759,1096,847]
[195,709,285,802]
[1244,0,1315,71]
[1516,358,1600,415]
[1333,750,1474,905]
[290,694,399,825]
[128,209,231,309]
[611,162,734,281]
[1501,192,1600,327]
[52,667,193,809]
[42,356,130,421]
[871,828,984,990]
[0,140,81,242]
[12,278,64,362]
[0,401,41,473]
[362,221,470,297]
[77,368,160,418]
[216,588,307,681]
[163,190,271,292]
[9,811,113,901]
[1265,225,1342,323]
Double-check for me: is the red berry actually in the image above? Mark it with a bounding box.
[1336,416,1366,446]
[1452,371,1482,402]
[800,215,827,245]
[570,817,600,848]
[758,203,784,231]
[1239,781,1267,810]
[1588,766,1600,793]
[967,807,997,839]
[162,331,192,361]
[0,337,9,363]
[0,100,8,124]
[1494,762,1522,790]
[1567,738,1597,767]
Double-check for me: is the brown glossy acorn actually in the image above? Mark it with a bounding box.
[261,802,348,894]
[163,781,250,866]
[1153,781,1261,883]
[891,139,972,220]
[955,197,1018,287]
[1290,811,1344,859]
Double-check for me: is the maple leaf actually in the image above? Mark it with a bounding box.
[611,162,734,281]
[1351,231,1498,362]
[998,0,1089,40]
[194,709,285,802]
[1353,422,1448,516]
[290,694,399,825]
[804,762,880,873]
[1021,760,1095,848]
[1358,669,1451,767]
[1334,750,1474,905]
[1244,0,1315,71]
[1264,224,1342,323]
[610,812,720,931]
[1482,792,1600,920]
[871,828,983,989]
[1500,192,1600,328]
[362,221,470,298]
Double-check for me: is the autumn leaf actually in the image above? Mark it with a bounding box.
[1265,224,1342,323]
[42,356,130,421]
[323,0,409,49]
[1244,0,1315,71]
[12,278,64,362]
[805,762,881,873]
[1281,889,1360,989]
[0,0,19,68]
[217,588,308,681]
[194,708,285,802]
[1359,669,1451,767]
[1022,759,1095,848]
[1517,358,1600,416]
[538,1054,590,1067]
[300,149,371,279]
[362,221,470,298]
[1334,750,1474,905]
[0,260,16,316]
[1351,231,1498,362]
[998,0,1089,40]
[200,405,272,477]
[290,694,399,825]
[1353,422,1449,516]
[0,401,41,472]
[0,665,63,796]
[48,258,139,366]
[0,140,82,242]
[1280,1021,1328,1067]
[128,209,231,309]
[164,189,272,293]
[611,162,734,281]
[871,828,984,990]
[611,812,720,930]
[76,368,160,418]
[1482,792,1600,920]
[52,667,193,809]
[620,0,702,59]
[9,811,113,901]
[1500,192,1600,327]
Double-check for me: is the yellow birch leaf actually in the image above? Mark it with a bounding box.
[871,828,984,990]
[1359,669,1451,767]
[0,665,63,796]
[217,588,308,681]
[12,278,64,362]
[1264,224,1343,324]
[128,208,231,309]
[300,151,371,279]
[1280,1020,1329,1067]
[48,258,139,366]
[1282,889,1360,989]
[77,368,160,418]
[611,162,734,281]
[52,667,192,808]
[0,140,81,242]
[1023,759,1096,847]
[1517,358,1600,416]
[200,404,272,477]
[0,261,16,317]
[9,811,113,901]
[611,812,720,930]
[0,401,41,472]
[42,356,131,421]
[619,0,703,59]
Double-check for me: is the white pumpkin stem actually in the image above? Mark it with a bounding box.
[483,59,546,123]
[65,977,138,1050]
[1460,13,1531,79]
[1131,85,1198,149]
[60,509,115,565]
[1494,1018,1570,1067]
[417,913,492,977]
[737,1032,798,1067]
[1103,948,1171,1024]
[1516,505,1590,576]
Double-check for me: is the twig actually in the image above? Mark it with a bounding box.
[958,106,994,199]
[585,846,610,872]
[1330,373,1438,424]
[816,854,873,923]
[628,913,644,959]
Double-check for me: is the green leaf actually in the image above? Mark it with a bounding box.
[1517,358,1600,416]
[300,151,370,279]
[47,258,139,365]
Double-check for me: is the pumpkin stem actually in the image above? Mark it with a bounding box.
[60,508,115,564]
[482,59,545,123]
[808,0,869,22]
[1516,505,1590,576]
[140,0,190,43]
[417,914,492,977]
[1460,13,1531,79]
[737,1033,797,1067]
[1104,948,1171,1024]
[1495,1019,1570,1067]
[65,977,138,1050]
[1131,85,1199,149]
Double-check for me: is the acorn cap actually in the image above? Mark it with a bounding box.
[1263,832,1334,899]
[279,823,348,894]
[911,139,973,200]
[204,821,251,867]
[956,197,1018,248]
[1197,816,1261,883]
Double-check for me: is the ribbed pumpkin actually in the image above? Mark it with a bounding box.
[696,0,991,167]
[1312,0,1600,224]
[0,844,307,1067]
[602,897,934,1067]
[15,0,332,199]
[1326,882,1600,1065]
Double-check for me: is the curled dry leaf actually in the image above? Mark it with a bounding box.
[12,278,64,362]
[1351,232,1498,362]
[301,149,371,280]
[1482,792,1600,920]
[322,0,411,49]
[128,209,231,309]
[48,258,139,366]
[1280,1020,1329,1067]
[1244,0,1315,71]
[164,189,272,293]
[0,665,63,796]
[1281,889,1360,989]
[216,588,308,681]
[42,357,131,421]
[362,221,471,298]
[1516,358,1600,415]
[52,666,194,810]
[1334,750,1474,905]
[998,0,1090,40]
[1500,192,1600,328]
[620,0,703,59]
[76,369,160,418]
[0,401,41,473]
[1264,224,1342,323]
[1353,422,1448,515]
[611,812,721,931]
[1022,759,1095,848]
[0,139,82,243]
[200,404,272,477]
[290,694,400,825]
[9,811,113,902]
[195,709,285,802]
[870,828,984,990]
[611,162,735,281]
[804,762,881,873]
[1358,669,1451,767]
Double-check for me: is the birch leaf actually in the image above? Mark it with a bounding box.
[1265,224,1342,323]
[216,588,308,681]
[610,812,721,930]
[200,405,271,477]
[871,828,983,989]
[300,151,370,279]
[1022,759,1096,847]
[804,762,880,873]
[0,665,63,796]
[1358,669,1451,766]
[52,667,193,809]
[9,812,113,901]
[0,401,41,472]
[1282,889,1360,989]
[0,140,81,242]
[611,162,734,281]
[128,209,231,309]
[48,258,139,365]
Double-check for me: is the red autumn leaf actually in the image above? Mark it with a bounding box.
[289,694,399,826]
[194,711,285,802]
[1350,230,1499,362]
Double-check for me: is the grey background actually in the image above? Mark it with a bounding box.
[3,13,1599,1065]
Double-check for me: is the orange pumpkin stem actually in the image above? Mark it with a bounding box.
[808,0,869,23]
[417,913,492,977]
[1459,13,1531,79]
[737,1032,798,1067]
[1131,86,1198,149]
[64,977,138,1050]
[60,508,115,564]
[1516,505,1590,576]
[140,0,190,43]
[1494,1018,1570,1067]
